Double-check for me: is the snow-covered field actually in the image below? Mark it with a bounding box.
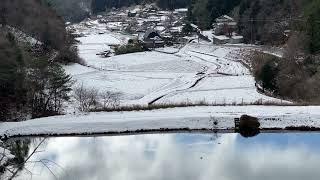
[3,20,318,139]
[1,106,320,137]
[65,22,283,109]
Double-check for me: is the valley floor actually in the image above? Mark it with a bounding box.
[1,20,319,137]
[66,22,284,111]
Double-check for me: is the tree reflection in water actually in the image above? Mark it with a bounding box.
[0,132,258,180]
[1,138,47,180]
[239,129,260,138]
[4,132,320,180]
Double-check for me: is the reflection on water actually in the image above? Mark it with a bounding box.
[6,133,320,180]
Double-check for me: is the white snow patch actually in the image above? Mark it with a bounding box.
[1,106,320,136]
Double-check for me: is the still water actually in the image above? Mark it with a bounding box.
[7,133,320,180]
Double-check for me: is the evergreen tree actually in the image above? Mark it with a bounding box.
[182,23,194,34]
[27,59,73,118]
[306,0,320,54]
[186,0,241,30]
[192,0,211,29]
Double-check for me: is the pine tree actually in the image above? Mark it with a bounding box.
[27,59,73,118]
[306,3,320,54]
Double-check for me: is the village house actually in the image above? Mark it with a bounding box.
[212,15,243,44]
[213,15,237,35]
[128,11,137,17]
[174,8,188,16]
[140,29,165,49]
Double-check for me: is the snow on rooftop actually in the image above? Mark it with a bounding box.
[213,35,230,40]
[170,26,183,32]
[118,12,127,16]
[155,26,166,32]
[191,24,199,29]
[232,35,244,40]
[222,15,234,21]
[175,8,188,12]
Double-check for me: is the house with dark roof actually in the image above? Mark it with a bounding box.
[141,29,165,49]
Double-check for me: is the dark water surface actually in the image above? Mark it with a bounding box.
[8,133,320,180]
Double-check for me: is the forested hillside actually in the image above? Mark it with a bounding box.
[187,0,241,29]
[42,0,91,22]
[235,0,305,45]
[91,0,191,13]
[0,0,77,51]
[0,0,79,121]
[249,0,320,103]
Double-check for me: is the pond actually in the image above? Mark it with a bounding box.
[3,133,320,180]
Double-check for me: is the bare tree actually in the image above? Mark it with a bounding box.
[283,32,308,61]
[74,84,99,112]
[100,91,122,109]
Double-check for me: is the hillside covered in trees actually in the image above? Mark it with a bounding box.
[91,0,191,13]
[0,0,80,121]
[248,0,320,103]
[187,0,241,29]
[42,0,91,22]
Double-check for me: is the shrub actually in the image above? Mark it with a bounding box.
[74,85,99,112]
[100,90,122,109]
[250,49,320,104]
[114,42,145,55]
[55,46,84,64]
[251,52,280,92]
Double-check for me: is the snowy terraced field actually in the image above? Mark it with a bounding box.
[66,25,282,107]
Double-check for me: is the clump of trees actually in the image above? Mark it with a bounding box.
[252,32,320,104]
[74,85,122,112]
[0,0,82,64]
[0,32,74,121]
[156,0,191,10]
[251,52,280,92]
[114,40,145,55]
[1,0,67,51]
[234,0,303,45]
[91,0,145,13]
[249,0,320,103]
[305,0,320,54]
[0,32,27,121]
[27,60,73,118]
[91,0,191,13]
[187,0,241,30]
[42,0,91,23]
[0,0,81,121]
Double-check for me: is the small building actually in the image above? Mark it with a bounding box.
[212,34,244,44]
[213,15,238,35]
[230,35,244,44]
[141,29,165,49]
[128,11,137,17]
[190,24,201,32]
[212,15,243,44]
[212,35,231,44]
[174,8,188,15]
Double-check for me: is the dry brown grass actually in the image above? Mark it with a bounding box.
[90,100,298,113]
